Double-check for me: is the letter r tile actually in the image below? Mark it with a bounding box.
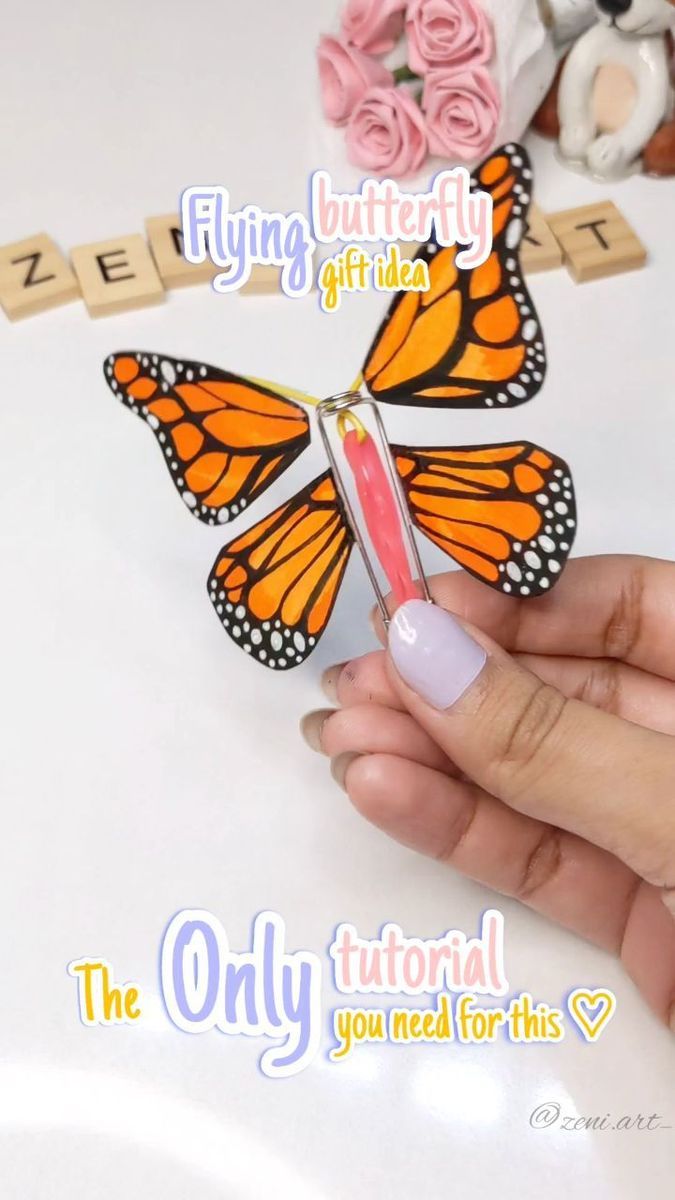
[519,205,563,274]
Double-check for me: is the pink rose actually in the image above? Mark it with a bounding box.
[406,0,493,75]
[423,67,500,161]
[317,36,394,126]
[346,86,427,176]
[340,0,406,55]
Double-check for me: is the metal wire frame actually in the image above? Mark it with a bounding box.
[316,392,431,625]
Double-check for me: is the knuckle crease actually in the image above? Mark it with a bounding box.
[602,565,645,661]
[618,875,644,960]
[499,683,568,785]
[578,660,623,715]
[437,787,480,865]
[516,827,563,900]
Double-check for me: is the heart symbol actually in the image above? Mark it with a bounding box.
[567,988,616,1042]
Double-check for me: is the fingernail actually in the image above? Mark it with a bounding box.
[662,888,675,921]
[388,600,487,710]
[300,709,334,754]
[321,664,346,703]
[330,752,360,791]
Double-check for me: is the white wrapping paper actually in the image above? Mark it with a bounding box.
[482,0,559,148]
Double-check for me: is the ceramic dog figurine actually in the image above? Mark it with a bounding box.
[535,0,675,177]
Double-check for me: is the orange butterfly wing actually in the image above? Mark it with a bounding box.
[363,144,545,409]
[104,352,310,525]
[208,473,353,669]
[394,442,576,596]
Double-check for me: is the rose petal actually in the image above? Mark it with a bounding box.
[423,66,500,160]
[406,0,493,76]
[346,85,428,176]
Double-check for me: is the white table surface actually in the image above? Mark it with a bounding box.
[2,2,674,1196]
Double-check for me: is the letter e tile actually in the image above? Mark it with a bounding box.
[71,235,165,317]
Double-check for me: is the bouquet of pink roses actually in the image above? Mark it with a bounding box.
[317,0,558,176]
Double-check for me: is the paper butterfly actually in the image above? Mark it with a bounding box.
[103,144,577,671]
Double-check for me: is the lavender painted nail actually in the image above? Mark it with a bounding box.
[388,600,487,710]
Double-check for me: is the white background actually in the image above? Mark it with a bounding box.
[1,1,674,1196]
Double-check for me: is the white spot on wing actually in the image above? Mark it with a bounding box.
[506,219,523,249]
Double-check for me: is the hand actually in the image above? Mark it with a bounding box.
[301,556,675,1030]
[559,119,595,161]
[587,132,631,178]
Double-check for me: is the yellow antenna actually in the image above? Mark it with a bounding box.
[245,371,365,412]
[246,376,322,408]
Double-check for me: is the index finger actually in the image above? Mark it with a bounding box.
[378,555,675,681]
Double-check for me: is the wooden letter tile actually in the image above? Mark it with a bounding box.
[239,264,283,294]
[70,234,165,317]
[239,258,317,295]
[520,205,563,274]
[547,201,647,283]
[145,213,217,288]
[397,240,424,260]
[0,233,80,320]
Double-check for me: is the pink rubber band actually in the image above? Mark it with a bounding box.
[343,429,419,610]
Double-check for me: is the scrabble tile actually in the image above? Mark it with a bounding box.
[520,205,563,274]
[0,233,80,320]
[239,264,283,294]
[70,235,165,317]
[145,213,217,288]
[239,261,318,295]
[547,201,647,283]
[398,241,424,260]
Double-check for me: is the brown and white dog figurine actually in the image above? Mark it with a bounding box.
[537,0,675,176]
